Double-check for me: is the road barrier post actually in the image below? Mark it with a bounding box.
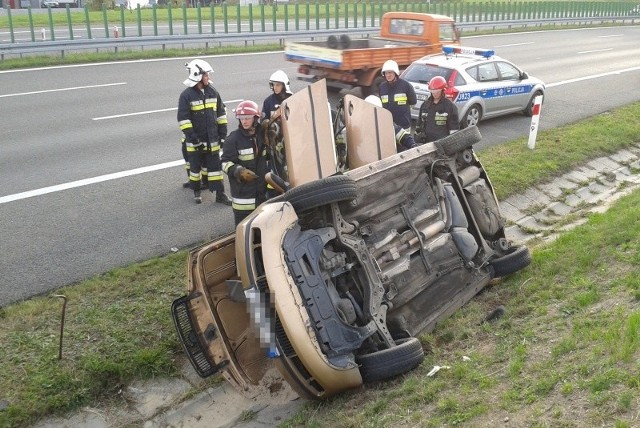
[528,95,543,150]
[113,26,119,39]
[41,28,46,41]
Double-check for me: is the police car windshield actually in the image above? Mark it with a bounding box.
[402,64,453,85]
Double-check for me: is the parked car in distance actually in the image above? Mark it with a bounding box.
[41,0,60,6]
[402,46,546,128]
[171,80,532,400]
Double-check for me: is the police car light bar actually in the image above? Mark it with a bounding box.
[442,46,495,58]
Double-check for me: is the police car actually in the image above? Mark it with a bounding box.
[401,46,545,128]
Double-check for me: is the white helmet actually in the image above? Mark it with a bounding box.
[269,69,292,95]
[381,59,400,76]
[364,95,383,108]
[183,59,213,87]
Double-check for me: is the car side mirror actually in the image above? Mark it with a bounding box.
[520,71,529,80]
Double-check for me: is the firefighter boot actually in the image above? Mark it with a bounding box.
[215,192,232,206]
[194,190,202,204]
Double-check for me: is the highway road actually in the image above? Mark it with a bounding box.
[1,26,639,306]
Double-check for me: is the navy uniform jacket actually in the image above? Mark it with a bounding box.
[379,77,417,129]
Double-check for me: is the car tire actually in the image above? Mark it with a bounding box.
[460,104,481,129]
[523,90,543,116]
[356,337,425,383]
[434,125,482,156]
[489,245,532,277]
[284,175,357,212]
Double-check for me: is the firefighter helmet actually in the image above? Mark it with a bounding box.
[381,59,400,76]
[269,70,292,95]
[428,76,447,91]
[364,95,383,108]
[183,59,213,87]
[235,100,261,119]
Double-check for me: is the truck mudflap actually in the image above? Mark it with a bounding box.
[171,294,227,378]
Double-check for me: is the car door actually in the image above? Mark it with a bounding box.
[472,61,509,117]
[495,61,532,112]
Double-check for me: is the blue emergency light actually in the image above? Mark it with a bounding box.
[442,46,495,58]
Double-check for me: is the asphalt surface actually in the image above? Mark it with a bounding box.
[1,26,640,306]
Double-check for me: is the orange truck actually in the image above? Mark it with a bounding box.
[285,12,461,95]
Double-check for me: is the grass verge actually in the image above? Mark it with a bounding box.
[0,102,639,427]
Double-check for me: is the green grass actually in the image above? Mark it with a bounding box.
[0,104,639,425]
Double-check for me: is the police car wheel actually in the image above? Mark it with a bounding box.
[461,104,481,129]
[523,90,543,117]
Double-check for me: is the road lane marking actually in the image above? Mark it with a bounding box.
[546,65,640,87]
[92,99,245,120]
[577,48,614,54]
[0,82,127,98]
[0,160,184,205]
[493,42,534,47]
[93,107,177,120]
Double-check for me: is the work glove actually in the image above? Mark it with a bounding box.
[235,167,258,183]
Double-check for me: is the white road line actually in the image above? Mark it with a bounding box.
[0,160,184,205]
[93,107,177,120]
[493,42,534,47]
[92,98,245,120]
[0,82,127,98]
[546,66,640,87]
[577,48,614,54]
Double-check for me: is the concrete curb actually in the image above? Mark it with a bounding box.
[503,144,640,246]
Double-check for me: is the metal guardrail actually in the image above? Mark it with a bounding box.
[0,16,637,60]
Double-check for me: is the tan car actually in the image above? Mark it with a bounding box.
[171,80,531,400]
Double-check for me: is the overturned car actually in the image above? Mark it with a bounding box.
[171,80,531,400]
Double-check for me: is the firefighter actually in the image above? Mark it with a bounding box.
[221,100,269,226]
[177,59,232,205]
[261,69,293,121]
[378,59,417,134]
[261,70,292,197]
[415,76,460,144]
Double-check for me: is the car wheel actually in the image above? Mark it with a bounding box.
[356,337,424,383]
[523,90,543,116]
[489,245,531,277]
[460,104,481,129]
[434,125,482,156]
[284,175,357,212]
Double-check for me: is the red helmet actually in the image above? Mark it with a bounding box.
[235,100,260,118]
[428,76,447,90]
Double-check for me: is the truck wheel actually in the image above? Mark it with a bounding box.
[366,76,385,97]
[460,104,481,129]
[284,175,357,212]
[489,245,531,277]
[340,34,351,49]
[356,337,424,383]
[434,126,482,156]
[327,35,339,49]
